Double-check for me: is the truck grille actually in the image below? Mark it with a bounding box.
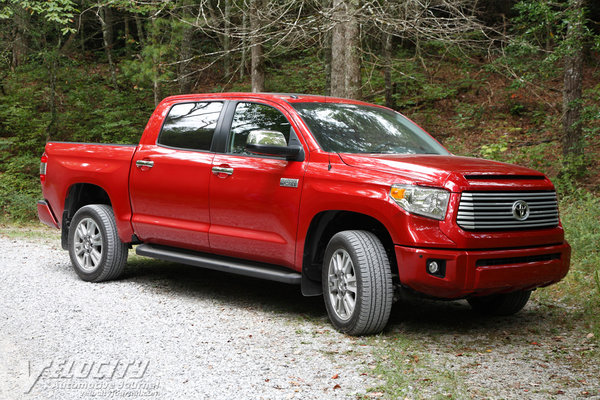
[457,191,559,231]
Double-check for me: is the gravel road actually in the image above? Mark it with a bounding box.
[1,232,599,400]
[0,236,376,400]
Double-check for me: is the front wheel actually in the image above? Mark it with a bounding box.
[467,290,532,316]
[322,230,393,336]
[68,204,128,282]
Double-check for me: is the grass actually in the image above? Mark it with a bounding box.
[360,335,468,399]
[536,192,600,336]
[0,221,60,241]
[364,192,600,399]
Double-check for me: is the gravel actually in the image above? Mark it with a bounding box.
[2,232,599,399]
[0,236,376,400]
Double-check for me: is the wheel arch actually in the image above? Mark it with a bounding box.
[301,210,397,296]
[61,183,112,250]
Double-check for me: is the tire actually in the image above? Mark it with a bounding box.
[322,230,393,336]
[68,204,128,282]
[467,290,532,316]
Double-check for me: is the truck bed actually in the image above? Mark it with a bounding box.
[41,142,138,243]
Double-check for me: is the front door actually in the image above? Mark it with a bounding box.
[209,101,306,268]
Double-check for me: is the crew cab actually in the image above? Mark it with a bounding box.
[37,93,570,335]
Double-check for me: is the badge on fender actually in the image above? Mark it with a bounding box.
[280,178,299,188]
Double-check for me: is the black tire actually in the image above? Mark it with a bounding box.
[68,204,128,282]
[322,230,393,336]
[467,290,532,316]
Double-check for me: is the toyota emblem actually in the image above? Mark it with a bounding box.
[512,200,530,221]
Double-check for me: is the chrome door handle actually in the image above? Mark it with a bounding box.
[136,160,154,168]
[212,166,233,175]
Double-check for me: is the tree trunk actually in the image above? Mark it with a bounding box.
[98,7,118,87]
[383,32,394,109]
[562,0,584,157]
[240,11,247,80]
[330,0,361,99]
[11,6,29,70]
[46,42,61,142]
[124,14,131,54]
[224,0,232,78]
[80,12,86,53]
[134,14,146,45]
[323,30,332,96]
[330,0,346,97]
[344,0,361,99]
[250,0,265,93]
[104,7,114,49]
[322,0,332,96]
[178,2,194,94]
[151,15,162,107]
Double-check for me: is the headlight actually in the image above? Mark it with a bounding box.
[390,184,450,220]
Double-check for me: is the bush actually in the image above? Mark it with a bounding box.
[541,191,600,335]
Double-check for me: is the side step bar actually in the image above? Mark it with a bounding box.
[135,244,302,285]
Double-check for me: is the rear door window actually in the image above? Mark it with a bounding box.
[158,102,223,151]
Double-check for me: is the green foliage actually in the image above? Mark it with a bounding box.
[553,153,589,195]
[504,1,585,79]
[452,102,484,130]
[0,62,153,221]
[543,191,600,335]
[479,136,510,160]
[121,16,176,92]
[0,154,40,221]
[266,53,327,94]
[0,0,77,34]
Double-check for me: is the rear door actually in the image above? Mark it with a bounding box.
[130,101,224,251]
[208,101,307,268]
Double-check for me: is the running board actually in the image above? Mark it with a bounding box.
[135,244,302,285]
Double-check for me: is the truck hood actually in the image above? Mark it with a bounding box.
[338,153,552,192]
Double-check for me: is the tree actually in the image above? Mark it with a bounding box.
[503,0,599,160]
[330,0,361,98]
[249,0,265,92]
[97,5,118,87]
[329,0,346,97]
[328,0,491,100]
[562,0,584,157]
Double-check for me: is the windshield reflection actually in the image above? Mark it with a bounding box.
[292,103,449,155]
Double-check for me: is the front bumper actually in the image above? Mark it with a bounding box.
[395,242,571,299]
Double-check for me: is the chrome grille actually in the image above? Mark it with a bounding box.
[457,191,559,230]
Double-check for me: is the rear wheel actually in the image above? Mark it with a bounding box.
[322,230,393,336]
[468,290,532,316]
[68,204,128,282]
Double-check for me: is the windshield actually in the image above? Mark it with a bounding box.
[292,102,449,155]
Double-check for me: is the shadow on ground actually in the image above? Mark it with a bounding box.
[120,257,576,340]
[122,257,327,321]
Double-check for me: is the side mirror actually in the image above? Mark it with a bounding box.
[245,130,304,161]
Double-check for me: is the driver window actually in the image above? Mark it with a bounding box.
[228,102,291,154]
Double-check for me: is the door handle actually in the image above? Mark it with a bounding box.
[136,160,154,168]
[212,166,233,176]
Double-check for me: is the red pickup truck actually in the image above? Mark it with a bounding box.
[38,93,570,335]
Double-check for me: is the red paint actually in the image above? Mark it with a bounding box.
[39,93,570,299]
[37,201,58,228]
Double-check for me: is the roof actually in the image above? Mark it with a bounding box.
[161,92,378,107]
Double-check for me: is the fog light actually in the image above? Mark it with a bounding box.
[427,261,439,274]
[426,259,446,278]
